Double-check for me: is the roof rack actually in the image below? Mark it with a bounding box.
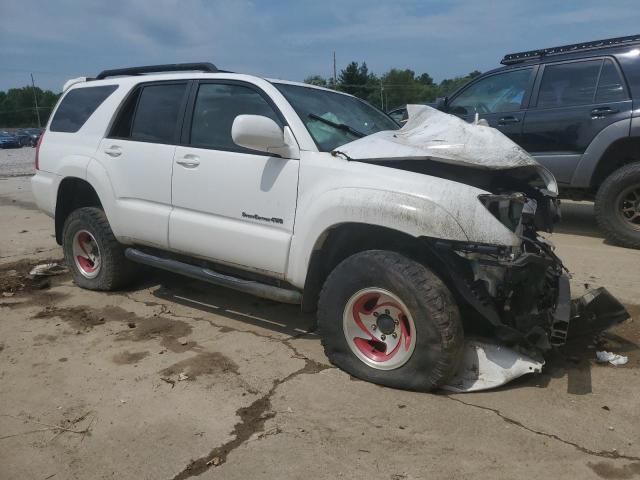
[95,62,218,80]
[501,34,640,65]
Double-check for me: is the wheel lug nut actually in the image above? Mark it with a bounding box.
[380,335,386,341]
[392,333,397,339]
[371,325,377,330]
[373,312,379,317]
[394,319,399,325]
[385,309,390,315]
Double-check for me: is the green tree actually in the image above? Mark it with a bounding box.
[338,62,372,99]
[304,75,328,87]
[0,86,60,128]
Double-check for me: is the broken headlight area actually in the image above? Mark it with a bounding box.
[432,235,629,358]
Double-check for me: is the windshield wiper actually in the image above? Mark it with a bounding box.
[308,113,365,138]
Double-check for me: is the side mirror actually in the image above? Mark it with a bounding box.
[232,115,295,157]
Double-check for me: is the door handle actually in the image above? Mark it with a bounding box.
[497,116,520,126]
[103,145,122,157]
[176,154,200,168]
[591,107,619,118]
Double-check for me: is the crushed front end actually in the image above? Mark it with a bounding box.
[431,184,629,359]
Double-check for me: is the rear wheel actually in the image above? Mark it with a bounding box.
[595,162,640,249]
[318,250,464,391]
[63,207,136,290]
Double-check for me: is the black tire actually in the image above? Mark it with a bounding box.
[318,250,464,391]
[62,207,137,290]
[595,162,640,249]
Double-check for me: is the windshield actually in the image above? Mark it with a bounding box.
[274,83,399,151]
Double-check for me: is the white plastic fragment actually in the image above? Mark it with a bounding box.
[29,263,67,276]
[442,338,544,393]
[178,372,189,381]
[596,351,628,366]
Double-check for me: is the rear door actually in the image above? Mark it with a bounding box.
[521,58,632,184]
[447,67,537,144]
[98,81,189,247]
[169,81,299,277]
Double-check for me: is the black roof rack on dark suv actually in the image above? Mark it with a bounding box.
[95,62,219,80]
[501,34,640,65]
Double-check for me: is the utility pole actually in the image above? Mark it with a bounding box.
[380,79,384,111]
[30,73,41,128]
[332,51,337,89]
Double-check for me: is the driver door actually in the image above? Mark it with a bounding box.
[447,67,537,145]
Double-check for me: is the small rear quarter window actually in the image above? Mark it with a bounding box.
[50,85,118,133]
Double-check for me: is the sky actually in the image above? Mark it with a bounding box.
[2,0,640,92]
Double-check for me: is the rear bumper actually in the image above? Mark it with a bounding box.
[30,171,60,218]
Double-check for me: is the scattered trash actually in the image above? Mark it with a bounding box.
[127,322,136,329]
[29,263,67,276]
[206,457,221,467]
[160,377,176,388]
[178,372,189,381]
[596,351,628,366]
[2,292,15,297]
[179,339,189,346]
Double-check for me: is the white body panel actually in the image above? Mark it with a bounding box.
[169,146,299,276]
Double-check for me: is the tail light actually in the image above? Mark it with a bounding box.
[35,132,44,170]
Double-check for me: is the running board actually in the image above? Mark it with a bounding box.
[124,248,302,304]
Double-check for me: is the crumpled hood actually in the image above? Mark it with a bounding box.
[335,104,539,170]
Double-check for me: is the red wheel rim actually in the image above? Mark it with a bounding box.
[342,288,416,370]
[72,230,101,278]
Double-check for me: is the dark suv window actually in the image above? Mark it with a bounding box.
[110,83,187,143]
[449,68,533,115]
[596,59,627,103]
[50,85,118,133]
[537,60,601,108]
[189,83,282,152]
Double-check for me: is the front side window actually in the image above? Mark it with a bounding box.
[50,85,118,133]
[189,83,282,152]
[275,83,398,152]
[537,60,601,108]
[449,69,533,115]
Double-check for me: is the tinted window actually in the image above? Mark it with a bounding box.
[537,60,601,108]
[449,69,532,115]
[50,85,117,133]
[596,59,627,103]
[189,83,282,152]
[127,83,187,143]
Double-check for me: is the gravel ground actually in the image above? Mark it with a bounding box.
[0,147,36,177]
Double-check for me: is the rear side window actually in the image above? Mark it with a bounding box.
[50,85,118,133]
[537,60,601,108]
[110,83,187,144]
[189,83,282,152]
[596,59,627,103]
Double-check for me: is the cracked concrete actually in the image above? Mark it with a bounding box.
[1,175,640,479]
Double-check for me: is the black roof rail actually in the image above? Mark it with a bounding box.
[95,62,218,80]
[501,34,640,65]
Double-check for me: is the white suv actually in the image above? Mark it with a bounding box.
[31,63,627,392]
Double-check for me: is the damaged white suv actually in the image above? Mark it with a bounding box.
[32,63,629,392]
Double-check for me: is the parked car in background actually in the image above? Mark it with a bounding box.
[435,34,640,249]
[0,131,21,148]
[20,128,43,147]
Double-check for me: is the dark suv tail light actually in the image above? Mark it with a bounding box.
[35,133,44,170]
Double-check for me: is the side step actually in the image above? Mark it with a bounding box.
[125,248,302,305]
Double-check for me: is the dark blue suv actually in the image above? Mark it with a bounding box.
[438,35,640,248]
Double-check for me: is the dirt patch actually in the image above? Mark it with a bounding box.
[34,305,110,331]
[0,258,65,295]
[117,315,194,353]
[160,352,239,381]
[112,350,150,365]
[588,461,640,479]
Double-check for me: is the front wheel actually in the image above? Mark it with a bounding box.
[595,162,640,249]
[318,250,464,391]
[63,207,137,290]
